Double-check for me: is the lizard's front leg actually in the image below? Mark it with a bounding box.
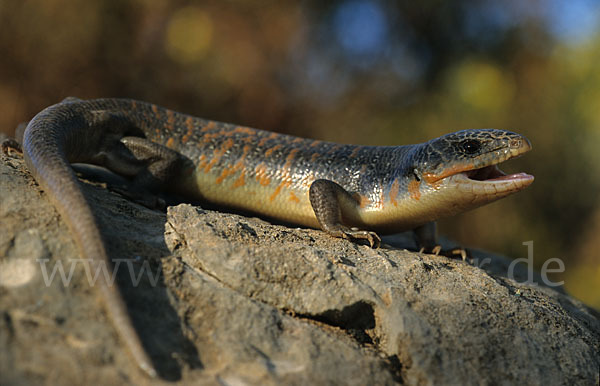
[309,179,381,248]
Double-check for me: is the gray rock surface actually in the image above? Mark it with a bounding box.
[1,151,598,385]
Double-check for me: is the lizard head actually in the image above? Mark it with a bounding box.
[407,129,534,214]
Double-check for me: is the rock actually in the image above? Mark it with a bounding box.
[1,151,598,385]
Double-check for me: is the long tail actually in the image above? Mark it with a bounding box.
[23,102,157,377]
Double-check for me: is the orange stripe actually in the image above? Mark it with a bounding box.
[166,137,175,148]
[258,132,278,147]
[201,121,216,132]
[269,181,286,201]
[289,191,300,203]
[408,180,421,200]
[232,171,246,188]
[233,126,255,135]
[265,144,282,157]
[422,162,473,183]
[255,163,271,186]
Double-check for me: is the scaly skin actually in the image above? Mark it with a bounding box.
[17,97,534,377]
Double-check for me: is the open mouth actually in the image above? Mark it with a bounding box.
[454,161,534,196]
[464,164,532,182]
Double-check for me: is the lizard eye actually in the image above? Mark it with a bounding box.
[460,139,481,154]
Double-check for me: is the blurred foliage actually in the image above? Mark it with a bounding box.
[1,0,598,309]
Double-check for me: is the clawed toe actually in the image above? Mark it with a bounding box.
[343,229,381,248]
[1,139,23,156]
[419,245,469,260]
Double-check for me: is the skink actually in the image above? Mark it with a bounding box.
[14,97,534,377]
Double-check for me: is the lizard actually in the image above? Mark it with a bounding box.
[4,97,534,377]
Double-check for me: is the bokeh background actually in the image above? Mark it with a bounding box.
[1,0,599,309]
